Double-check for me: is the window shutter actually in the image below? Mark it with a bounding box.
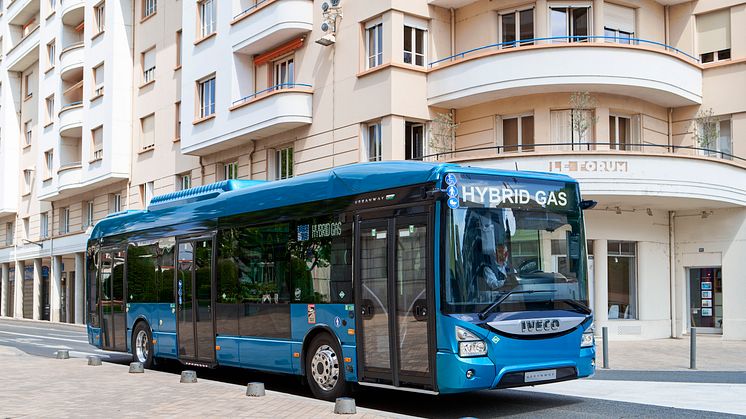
[697,9,730,54]
[605,3,635,33]
[142,114,155,147]
[143,49,155,69]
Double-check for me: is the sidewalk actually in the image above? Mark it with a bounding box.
[0,346,410,419]
[598,335,746,371]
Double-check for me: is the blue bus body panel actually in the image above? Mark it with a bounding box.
[126,303,178,358]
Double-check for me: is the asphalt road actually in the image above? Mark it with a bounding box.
[0,318,740,419]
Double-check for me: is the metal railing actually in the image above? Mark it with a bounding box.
[58,161,82,171]
[233,0,271,21]
[428,35,700,68]
[60,101,83,112]
[416,142,744,164]
[231,83,312,107]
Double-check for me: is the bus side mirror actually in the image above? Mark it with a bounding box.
[580,200,597,210]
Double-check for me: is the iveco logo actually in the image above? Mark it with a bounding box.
[521,319,561,334]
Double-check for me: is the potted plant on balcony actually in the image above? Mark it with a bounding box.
[694,108,717,155]
[428,112,458,160]
[569,92,598,149]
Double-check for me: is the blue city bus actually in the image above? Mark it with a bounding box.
[85,161,596,400]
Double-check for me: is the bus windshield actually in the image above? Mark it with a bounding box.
[443,174,589,315]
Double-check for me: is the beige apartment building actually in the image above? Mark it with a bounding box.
[1,0,745,341]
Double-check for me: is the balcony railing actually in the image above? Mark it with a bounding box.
[428,36,700,68]
[59,101,83,113]
[233,0,271,21]
[418,142,744,165]
[231,83,312,107]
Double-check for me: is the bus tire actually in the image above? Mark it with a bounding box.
[305,333,348,401]
[132,322,154,369]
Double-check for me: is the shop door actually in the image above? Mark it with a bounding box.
[356,212,434,389]
[176,237,216,363]
[100,249,127,351]
[689,267,722,333]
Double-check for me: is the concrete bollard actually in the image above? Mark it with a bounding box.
[87,356,102,366]
[690,327,697,370]
[334,397,356,415]
[56,350,70,359]
[602,326,609,369]
[129,362,144,373]
[180,370,198,383]
[246,382,266,397]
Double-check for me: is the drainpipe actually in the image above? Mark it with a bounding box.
[669,211,677,338]
[450,8,455,59]
[668,108,673,152]
[664,6,670,47]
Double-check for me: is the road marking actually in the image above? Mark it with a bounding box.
[69,350,111,359]
[0,322,86,334]
[0,330,88,344]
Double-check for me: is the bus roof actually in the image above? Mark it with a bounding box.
[90,161,576,240]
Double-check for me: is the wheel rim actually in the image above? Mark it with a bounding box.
[135,330,149,363]
[310,344,339,391]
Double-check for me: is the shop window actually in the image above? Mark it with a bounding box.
[607,241,637,319]
[499,7,534,47]
[688,268,722,329]
[697,9,731,63]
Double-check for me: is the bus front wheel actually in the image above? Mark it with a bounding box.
[305,334,348,401]
[132,322,154,369]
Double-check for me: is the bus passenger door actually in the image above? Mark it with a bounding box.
[176,237,216,365]
[99,249,127,352]
[356,211,435,390]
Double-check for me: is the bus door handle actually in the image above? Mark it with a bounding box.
[360,300,374,320]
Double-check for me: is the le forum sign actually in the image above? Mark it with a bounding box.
[548,159,629,173]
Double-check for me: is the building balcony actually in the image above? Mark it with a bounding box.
[6,0,38,24]
[427,37,702,109]
[432,142,746,210]
[182,84,313,156]
[427,0,478,7]
[61,0,84,25]
[59,102,83,137]
[59,42,84,81]
[231,0,313,56]
[5,24,40,72]
[57,162,82,192]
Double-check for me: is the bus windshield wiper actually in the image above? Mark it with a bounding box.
[554,298,592,315]
[477,290,555,320]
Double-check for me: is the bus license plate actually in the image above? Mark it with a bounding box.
[525,369,557,383]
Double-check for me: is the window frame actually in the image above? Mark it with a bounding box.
[141,46,156,85]
[272,54,295,89]
[405,121,425,160]
[403,19,427,66]
[365,19,384,69]
[94,1,105,34]
[60,207,70,235]
[40,212,49,239]
[91,125,104,160]
[92,62,104,97]
[45,95,55,125]
[197,0,216,39]
[142,0,157,19]
[499,6,535,47]
[549,4,592,43]
[44,149,54,179]
[498,113,535,152]
[222,161,238,180]
[140,113,155,150]
[46,40,56,69]
[24,121,32,146]
[84,200,94,228]
[275,146,294,180]
[607,240,638,320]
[178,173,191,190]
[365,121,382,162]
[197,75,216,119]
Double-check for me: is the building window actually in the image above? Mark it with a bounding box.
[550,6,591,42]
[44,149,54,179]
[178,173,191,190]
[276,147,293,180]
[141,181,154,207]
[59,207,70,235]
[91,126,104,160]
[83,200,94,228]
[142,47,156,84]
[140,113,155,149]
[273,55,294,89]
[604,3,635,44]
[366,20,383,69]
[45,95,55,125]
[403,23,426,66]
[40,212,49,239]
[698,117,732,159]
[23,169,32,194]
[499,7,534,47]
[24,73,33,98]
[24,121,32,146]
[47,40,56,68]
[365,122,382,162]
[607,241,637,320]
[175,30,182,67]
[499,114,534,152]
[48,0,56,13]
[22,218,30,240]
[198,0,216,39]
[142,0,156,19]
[197,76,216,118]
[550,110,594,149]
[93,63,104,97]
[174,101,181,140]
[109,193,122,213]
[609,115,641,151]
[697,9,731,63]
[222,161,238,180]
[405,121,424,160]
[6,222,14,246]
[94,1,105,34]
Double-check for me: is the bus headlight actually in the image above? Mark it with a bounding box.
[455,326,487,357]
[581,324,595,348]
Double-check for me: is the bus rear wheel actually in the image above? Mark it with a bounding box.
[306,334,348,401]
[132,322,154,369]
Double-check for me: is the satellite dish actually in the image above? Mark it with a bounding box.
[321,2,329,12]
[330,0,340,6]
[321,22,330,32]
